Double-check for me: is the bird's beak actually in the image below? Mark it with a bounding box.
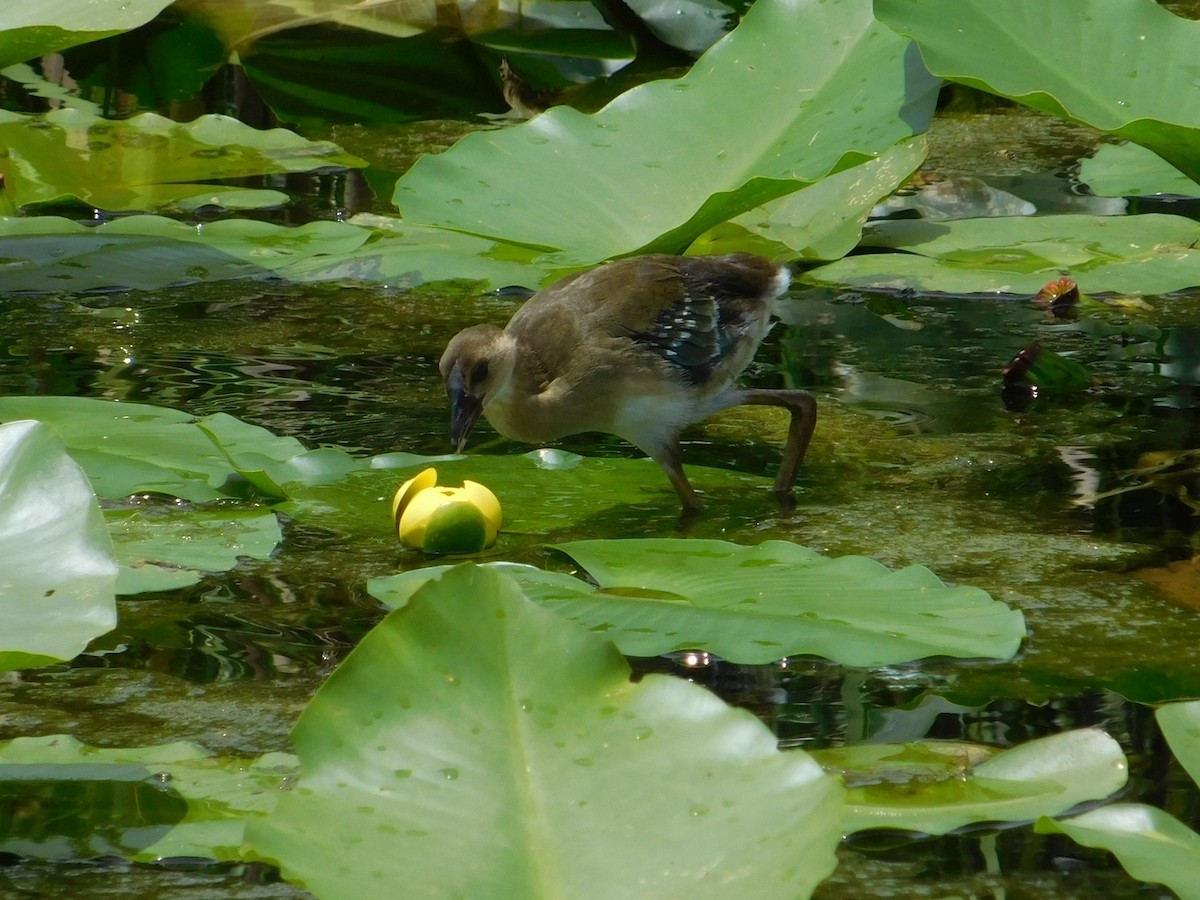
[447,365,483,453]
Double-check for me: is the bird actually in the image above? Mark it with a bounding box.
[438,253,817,514]
[498,58,557,119]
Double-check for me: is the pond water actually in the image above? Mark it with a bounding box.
[3,74,1200,900]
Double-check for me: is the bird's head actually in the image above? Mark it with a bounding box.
[439,324,513,453]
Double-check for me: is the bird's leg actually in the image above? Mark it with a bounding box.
[655,439,705,515]
[741,389,817,500]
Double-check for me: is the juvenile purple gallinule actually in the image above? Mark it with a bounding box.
[439,253,816,513]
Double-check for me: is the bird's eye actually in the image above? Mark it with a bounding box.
[471,360,489,384]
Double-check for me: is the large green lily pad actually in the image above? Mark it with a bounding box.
[0,108,364,212]
[369,538,1026,666]
[0,1,174,69]
[805,214,1200,295]
[394,0,939,265]
[874,0,1200,182]
[247,565,844,898]
[0,420,117,671]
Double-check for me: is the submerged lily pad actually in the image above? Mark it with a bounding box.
[370,538,1025,666]
[875,0,1200,182]
[394,0,938,265]
[0,734,296,862]
[0,108,364,212]
[815,729,1126,835]
[0,420,118,671]
[247,565,844,898]
[107,505,283,595]
[806,214,1200,295]
[0,215,370,293]
[281,449,778,548]
[0,213,543,292]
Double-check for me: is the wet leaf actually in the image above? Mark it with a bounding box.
[394,0,939,265]
[1031,277,1082,317]
[1156,701,1200,789]
[172,189,291,212]
[107,505,283,595]
[369,538,1026,666]
[806,214,1200,295]
[0,396,288,502]
[0,108,364,212]
[814,729,1127,834]
[622,0,735,55]
[875,0,1200,182]
[0,1,174,69]
[0,213,543,292]
[1079,143,1200,199]
[689,136,929,262]
[281,449,779,549]
[246,565,844,898]
[0,734,296,862]
[0,420,117,671]
[1037,805,1200,899]
[1035,703,1200,896]
[1001,343,1090,394]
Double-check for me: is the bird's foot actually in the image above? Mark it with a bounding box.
[774,487,798,511]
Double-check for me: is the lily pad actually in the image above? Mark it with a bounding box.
[172,189,292,212]
[0,420,117,671]
[622,0,735,55]
[1037,805,1200,899]
[805,214,1200,296]
[0,396,281,502]
[369,538,1026,666]
[814,729,1127,835]
[246,565,844,898]
[874,0,1200,182]
[1033,702,1200,896]
[394,0,939,265]
[0,215,369,293]
[281,449,779,548]
[1157,701,1200,787]
[0,734,296,862]
[1078,142,1200,198]
[688,135,929,261]
[0,213,544,292]
[107,505,283,595]
[0,108,365,212]
[0,395,372,504]
[0,1,174,69]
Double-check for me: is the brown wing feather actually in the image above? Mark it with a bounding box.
[506,253,780,390]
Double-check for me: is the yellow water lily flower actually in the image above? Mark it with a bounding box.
[392,467,502,553]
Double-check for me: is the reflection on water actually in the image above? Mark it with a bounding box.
[4,255,1200,898]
